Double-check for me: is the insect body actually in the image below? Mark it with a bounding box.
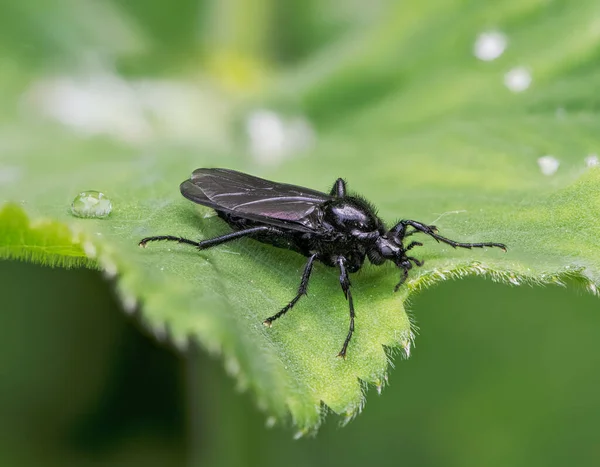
[140,168,506,358]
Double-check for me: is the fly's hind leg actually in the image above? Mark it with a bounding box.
[139,226,279,250]
[263,254,317,327]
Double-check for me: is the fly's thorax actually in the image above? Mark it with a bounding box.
[322,197,382,239]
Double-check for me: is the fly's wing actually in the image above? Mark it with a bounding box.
[180,168,331,232]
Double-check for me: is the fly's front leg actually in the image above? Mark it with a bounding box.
[263,254,317,327]
[337,257,355,358]
[392,220,507,251]
[394,260,412,292]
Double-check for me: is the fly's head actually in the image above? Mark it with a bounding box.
[367,228,424,290]
[368,232,405,264]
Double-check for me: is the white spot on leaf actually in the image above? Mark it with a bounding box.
[265,416,276,428]
[246,109,315,164]
[474,31,507,61]
[100,255,117,278]
[121,293,137,314]
[537,155,560,176]
[23,73,230,147]
[0,166,21,185]
[504,67,532,92]
[83,241,97,259]
[585,154,599,168]
[293,429,307,440]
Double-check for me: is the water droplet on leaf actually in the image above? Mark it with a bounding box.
[537,155,560,176]
[585,154,599,168]
[504,67,532,92]
[473,31,507,61]
[71,191,112,218]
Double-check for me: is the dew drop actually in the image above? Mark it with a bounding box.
[473,31,507,61]
[585,153,599,168]
[504,67,532,93]
[376,384,382,395]
[537,155,560,176]
[71,191,112,218]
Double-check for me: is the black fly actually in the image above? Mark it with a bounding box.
[140,168,506,358]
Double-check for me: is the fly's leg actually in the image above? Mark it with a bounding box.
[394,260,413,292]
[337,257,356,358]
[263,254,317,327]
[393,255,426,292]
[406,256,424,267]
[329,178,347,198]
[138,235,203,248]
[139,226,280,250]
[392,220,507,251]
[405,241,423,251]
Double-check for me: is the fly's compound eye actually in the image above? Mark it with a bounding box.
[391,235,404,247]
[376,237,400,258]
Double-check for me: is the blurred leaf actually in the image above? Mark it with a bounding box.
[2,0,600,432]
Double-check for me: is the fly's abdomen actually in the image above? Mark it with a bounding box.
[216,210,306,254]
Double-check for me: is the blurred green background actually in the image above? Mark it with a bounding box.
[4,263,600,467]
[3,0,600,466]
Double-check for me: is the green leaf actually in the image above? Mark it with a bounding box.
[3,0,600,433]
